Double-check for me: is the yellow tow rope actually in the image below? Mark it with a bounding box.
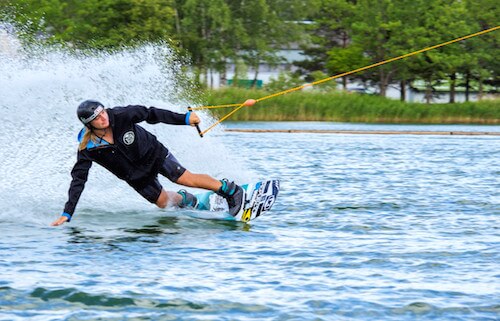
[190,26,499,137]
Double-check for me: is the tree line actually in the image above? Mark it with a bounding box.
[1,0,498,103]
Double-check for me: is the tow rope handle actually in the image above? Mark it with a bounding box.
[187,106,203,138]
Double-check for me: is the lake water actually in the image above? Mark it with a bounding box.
[1,39,498,320]
[1,121,499,320]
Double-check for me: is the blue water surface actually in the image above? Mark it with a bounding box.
[1,122,499,320]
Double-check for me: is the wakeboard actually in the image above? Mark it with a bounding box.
[194,179,280,222]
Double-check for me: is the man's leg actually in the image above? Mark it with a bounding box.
[132,179,183,209]
[159,154,223,192]
[160,154,243,215]
[176,170,222,191]
[176,170,243,215]
[155,189,182,208]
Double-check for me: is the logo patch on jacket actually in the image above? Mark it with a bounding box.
[123,131,135,145]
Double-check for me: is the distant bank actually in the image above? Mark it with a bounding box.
[225,129,500,136]
[204,88,500,124]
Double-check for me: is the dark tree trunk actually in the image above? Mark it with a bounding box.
[400,79,406,102]
[465,72,471,102]
[449,73,456,103]
[478,76,484,101]
[425,80,432,104]
[251,64,259,88]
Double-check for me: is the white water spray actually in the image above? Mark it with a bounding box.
[0,32,255,223]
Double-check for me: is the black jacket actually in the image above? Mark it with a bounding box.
[63,105,188,217]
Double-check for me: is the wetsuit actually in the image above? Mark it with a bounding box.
[62,105,191,221]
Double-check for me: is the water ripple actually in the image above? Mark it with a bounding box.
[0,129,498,320]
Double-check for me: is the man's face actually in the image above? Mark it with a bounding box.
[90,109,109,129]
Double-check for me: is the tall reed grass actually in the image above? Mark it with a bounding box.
[203,88,500,124]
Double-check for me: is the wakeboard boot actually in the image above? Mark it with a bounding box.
[217,179,244,216]
[177,189,199,209]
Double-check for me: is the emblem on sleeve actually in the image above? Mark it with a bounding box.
[123,131,135,145]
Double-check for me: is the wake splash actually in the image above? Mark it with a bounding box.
[0,34,255,224]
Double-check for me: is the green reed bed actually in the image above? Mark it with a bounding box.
[203,88,500,124]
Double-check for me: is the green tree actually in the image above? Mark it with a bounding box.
[381,0,429,101]
[462,0,500,101]
[351,0,415,97]
[295,0,356,89]
[176,0,242,87]
[325,44,368,89]
[2,0,176,49]
[235,0,305,88]
[1,0,68,41]
[401,0,472,103]
[177,0,309,88]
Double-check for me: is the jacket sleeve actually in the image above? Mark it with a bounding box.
[63,151,93,218]
[114,105,188,126]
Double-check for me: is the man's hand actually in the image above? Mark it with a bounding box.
[51,215,68,226]
[188,112,200,126]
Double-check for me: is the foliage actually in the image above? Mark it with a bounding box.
[204,88,500,123]
[173,0,307,86]
[1,0,498,102]
[1,0,176,49]
[297,0,499,101]
[263,72,304,92]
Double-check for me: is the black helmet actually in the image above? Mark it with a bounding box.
[77,100,104,126]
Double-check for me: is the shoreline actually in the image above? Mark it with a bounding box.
[225,129,500,136]
[206,88,500,124]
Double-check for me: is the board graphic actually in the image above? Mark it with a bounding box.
[194,180,280,222]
